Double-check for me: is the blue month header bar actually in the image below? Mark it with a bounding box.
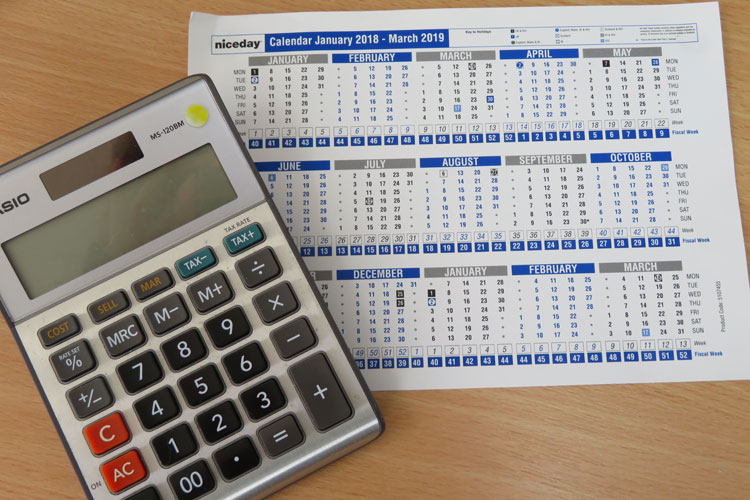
[337,268,421,280]
[332,52,412,63]
[265,30,449,52]
[499,49,579,59]
[512,263,596,275]
[420,156,502,168]
[590,152,672,163]
[254,161,331,172]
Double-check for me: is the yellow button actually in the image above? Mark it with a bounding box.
[185,104,208,127]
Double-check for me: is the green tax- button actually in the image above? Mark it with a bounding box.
[176,247,216,279]
[224,223,264,255]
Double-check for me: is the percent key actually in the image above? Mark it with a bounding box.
[51,340,96,382]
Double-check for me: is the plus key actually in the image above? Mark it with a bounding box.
[289,353,352,431]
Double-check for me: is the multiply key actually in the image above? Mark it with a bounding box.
[253,282,298,324]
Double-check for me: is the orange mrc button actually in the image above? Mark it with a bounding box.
[101,450,147,493]
[84,412,130,455]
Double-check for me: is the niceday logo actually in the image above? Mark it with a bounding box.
[212,35,264,54]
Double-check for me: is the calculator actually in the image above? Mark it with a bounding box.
[0,75,384,499]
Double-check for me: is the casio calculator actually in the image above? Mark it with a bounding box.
[0,75,384,500]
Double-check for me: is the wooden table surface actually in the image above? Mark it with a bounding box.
[1,0,749,498]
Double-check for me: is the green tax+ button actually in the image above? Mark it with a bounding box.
[224,223,264,255]
[176,247,216,279]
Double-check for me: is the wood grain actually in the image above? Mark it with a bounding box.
[1,1,749,498]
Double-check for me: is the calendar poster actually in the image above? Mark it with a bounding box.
[188,2,750,390]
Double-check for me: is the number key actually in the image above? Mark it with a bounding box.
[134,387,181,431]
[204,307,251,349]
[168,460,215,500]
[240,378,286,421]
[117,351,163,394]
[178,364,225,408]
[151,423,198,468]
[161,329,207,372]
[195,400,242,445]
[222,342,268,385]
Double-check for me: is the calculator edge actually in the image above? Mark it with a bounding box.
[201,73,386,440]
[0,298,96,500]
[0,77,219,500]
[0,74,384,498]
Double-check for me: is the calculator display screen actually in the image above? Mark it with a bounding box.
[3,144,237,299]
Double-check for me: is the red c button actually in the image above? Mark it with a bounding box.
[84,412,129,455]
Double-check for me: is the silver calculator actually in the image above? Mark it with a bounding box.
[0,75,384,499]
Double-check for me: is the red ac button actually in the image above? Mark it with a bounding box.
[101,450,147,493]
[84,412,130,455]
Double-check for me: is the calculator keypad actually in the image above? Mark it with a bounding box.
[134,387,181,431]
[222,342,268,385]
[23,202,381,499]
[117,351,164,394]
[204,307,251,349]
[236,247,281,289]
[213,437,261,481]
[195,401,243,445]
[101,450,147,493]
[257,414,304,458]
[270,317,317,360]
[289,353,352,431]
[145,294,190,335]
[187,272,233,314]
[133,269,173,302]
[38,313,81,348]
[84,412,130,455]
[152,423,199,467]
[178,364,225,408]
[253,282,299,324]
[125,487,162,500]
[89,290,130,324]
[51,339,97,382]
[100,315,146,358]
[161,329,207,372]
[240,378,287,421]
[68,376,114,419]
[168,460,216,500]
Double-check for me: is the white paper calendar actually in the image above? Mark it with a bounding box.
[188,2,750,390]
